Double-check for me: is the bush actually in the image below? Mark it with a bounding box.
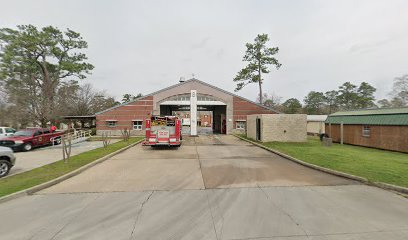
[90,128,97,136]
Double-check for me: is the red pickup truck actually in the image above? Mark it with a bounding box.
[0,128,64,151]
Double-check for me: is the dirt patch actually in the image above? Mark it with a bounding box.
[200,157,356,189]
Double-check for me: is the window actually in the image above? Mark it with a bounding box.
[133,121,143,130]
[43,129,50,134]
[236,121,246,130]
[5,128,15,133]
[362,125,370,137]
[107,121,116,127]
[0,129,3,134]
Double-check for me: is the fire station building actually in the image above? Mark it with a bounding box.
[95,78,279,136]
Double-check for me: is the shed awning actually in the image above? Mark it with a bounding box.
[62,115,96,120]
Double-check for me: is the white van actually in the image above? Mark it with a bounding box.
[0,127,16,139]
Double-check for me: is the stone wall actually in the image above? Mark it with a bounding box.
[247,114,307,142]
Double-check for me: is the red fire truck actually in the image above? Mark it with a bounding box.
[143,116,182,147]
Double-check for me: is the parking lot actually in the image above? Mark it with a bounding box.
[0,135,407,240]
[8,140,119,177]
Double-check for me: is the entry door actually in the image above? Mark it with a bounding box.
[256,118,261,141]
[220,114,226,134]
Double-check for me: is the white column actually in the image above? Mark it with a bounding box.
[190,90,197,136]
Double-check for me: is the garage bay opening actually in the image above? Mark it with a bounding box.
[159,93,227,135]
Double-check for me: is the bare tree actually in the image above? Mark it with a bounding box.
[62,134,72,163]
[120,128,131,142]
[256,92,282,108]
[101,131,111,148]
[391,74,408,106]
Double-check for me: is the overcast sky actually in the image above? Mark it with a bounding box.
[1,0,408,103]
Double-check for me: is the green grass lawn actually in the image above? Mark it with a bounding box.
[0,137,143,198]
[243,136,408,188]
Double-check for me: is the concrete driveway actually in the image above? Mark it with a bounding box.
[8,140,119,177]
[0,135,407,240]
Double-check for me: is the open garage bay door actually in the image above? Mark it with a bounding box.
[159,92,227,135]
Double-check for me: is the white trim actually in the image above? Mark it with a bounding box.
[105,119,118,122]
[235,119,247,122]
[160,100,226,106]
[95,78,280,115]
[132,120,143,130]
[131,119,143,122]
[236,121,246,129]
[362,125,371,137]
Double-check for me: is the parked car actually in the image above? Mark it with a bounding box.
[0,127,16,139]
[0,146,16,178]
[0,128,64,152]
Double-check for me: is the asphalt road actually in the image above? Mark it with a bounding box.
[0,135,407,240]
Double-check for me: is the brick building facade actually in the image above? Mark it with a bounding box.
[96,79,279,135]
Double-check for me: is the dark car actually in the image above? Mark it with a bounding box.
[0,128,64,152]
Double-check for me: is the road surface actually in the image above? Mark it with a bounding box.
[0,135,407,240]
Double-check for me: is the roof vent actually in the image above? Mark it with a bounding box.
[179,77,185,83]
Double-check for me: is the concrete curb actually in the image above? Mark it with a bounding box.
[373,182,408,195]
[0,139,143,204]
[234,135,408,195]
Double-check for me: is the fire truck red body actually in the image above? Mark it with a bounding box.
[143,116,182,147]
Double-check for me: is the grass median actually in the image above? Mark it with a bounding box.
[240,135,408,188]
[0,137,143,198]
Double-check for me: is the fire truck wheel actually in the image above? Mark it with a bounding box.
[22,143,33,152]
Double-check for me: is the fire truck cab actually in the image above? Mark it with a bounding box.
[143,116,182,147]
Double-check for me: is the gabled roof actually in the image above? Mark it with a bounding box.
[95,78,281,115]
[326,107,408,125]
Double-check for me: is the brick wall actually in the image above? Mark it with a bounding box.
[233,96,276,129]
[95,80,279,136]
[96,96,153,135]
[247,114,307,142]
[326,124,408,153]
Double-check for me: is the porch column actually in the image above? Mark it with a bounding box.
[190,90,197,136]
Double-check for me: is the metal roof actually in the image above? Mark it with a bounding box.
[330,108,408,116]
[307,115,327,122]
[326,107,408,126]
